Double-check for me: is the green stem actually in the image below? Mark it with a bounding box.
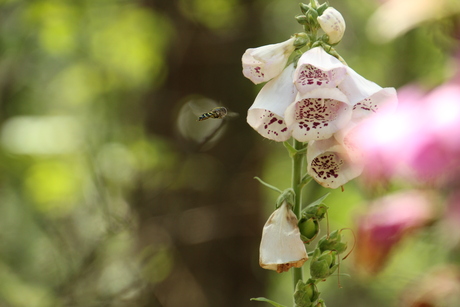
[291,139,307,289]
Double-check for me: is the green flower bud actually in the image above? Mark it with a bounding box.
[294,33,309,49]
[318,230,348,254]
[298,218,319,242]
[296,14,309,25]
[303,203,328,221]
[301,193,329,221]
[307,9,318,24]
[294,279,320,307]
[299,3,311,14]
[316,3,328,16]
[310,249,338,280]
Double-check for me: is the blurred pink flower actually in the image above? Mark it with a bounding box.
[354,190,434,274]
[442,191,460,247]
[354,82,460,186]
[400,265,460,307]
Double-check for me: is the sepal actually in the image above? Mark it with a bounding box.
[310,249,338,280]
[294,279,320,307]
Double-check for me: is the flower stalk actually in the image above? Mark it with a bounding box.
[291,139,307,288]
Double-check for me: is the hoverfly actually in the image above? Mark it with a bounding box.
[197,107,229,121]
[177,98,238,150]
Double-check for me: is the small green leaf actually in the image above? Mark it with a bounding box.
[283,141,307,157]
[283,141,297,157]
[307,193,330,208]
[253,177,282,194]
[299,174,312,188]
[250,297,287,307]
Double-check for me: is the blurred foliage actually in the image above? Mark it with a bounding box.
[0,0,173,306]
[0,0,459,306]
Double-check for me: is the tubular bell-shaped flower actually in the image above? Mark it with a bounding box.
[317,7,346,44]
[242,37,296,84]
[259,201,308,273]
[247,64,297,141]
[284,88,352,142]
[339,67,398,122]
[306,134,364,189]
[293,47,347,94]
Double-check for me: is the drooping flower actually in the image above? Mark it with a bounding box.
[259,201,308,273]
[339,67,398,122]
[242,37,296,84]
[354,190,434,275]
[293,47,347,94]
[306,134,363,189]
[317,7,346,44]
[284,87,352,142]
[247,64,297,141]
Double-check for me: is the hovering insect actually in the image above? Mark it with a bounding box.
[197,107,229,121]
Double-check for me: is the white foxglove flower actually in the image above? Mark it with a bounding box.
[284,88,352,142]
[339,67,398,122]
[242,37,296,84]
[317,7,346,44]
[259,202,308,273]
[247,64,297,141]
[307,135,364,189]
[293,47,347,94]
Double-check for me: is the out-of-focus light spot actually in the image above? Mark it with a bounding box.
[428,87,460,129]
[98,260,136,295]
[25,161,80,213]
[366,0,447,43]
[96,143,135,184]
[23,1,78,55]
[1,116,82,155]
[142,246,174,284]
[89,8,171,88]
[48,63,104,106]
[130,138,176,172]
[361,110,413,149]
[0,262,55,307]
[178,0,242,31]
[178,206,217,244]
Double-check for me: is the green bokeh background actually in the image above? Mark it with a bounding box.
[0,0,458,306]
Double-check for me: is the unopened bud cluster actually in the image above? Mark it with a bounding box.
[295,1,345,47]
